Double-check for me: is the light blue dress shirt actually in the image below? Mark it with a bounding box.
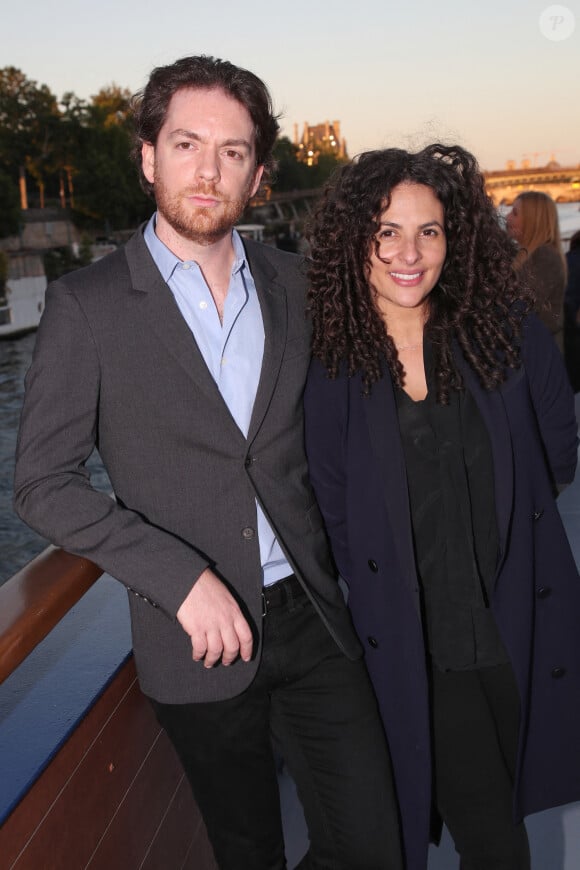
[144,216,291,586]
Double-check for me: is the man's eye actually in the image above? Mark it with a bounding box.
[224,150,243,160]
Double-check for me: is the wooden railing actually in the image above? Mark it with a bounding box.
[0,546,103,685]
[0,549,217,869]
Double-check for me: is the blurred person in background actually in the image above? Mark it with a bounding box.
[506,191,567,352]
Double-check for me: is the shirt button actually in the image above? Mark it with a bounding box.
[367,636,379,649]
[199,300,208,310]
[368,559,378,573]
[182,263,191,270]
[551,667,566,679]
[242,527,255,540]
[537,586,552,599]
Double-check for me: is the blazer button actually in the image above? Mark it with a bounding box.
[533,509,544,521]
[537,586,552,599]
[367,636,379,649]
[242,527,255,540]
[551,667,566,679]
[244,456,254,468]
[368,559,378,573]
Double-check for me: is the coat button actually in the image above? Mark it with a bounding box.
[244,456,254,468]
[551,667,566,679]
[368,559,378,573]
[242,527,255,540]
[533,509,544,521]
[537,586,552,599]
[367,636,379,649]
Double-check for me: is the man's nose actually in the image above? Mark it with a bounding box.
[196,148,220,182]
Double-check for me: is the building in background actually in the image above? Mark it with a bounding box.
[293,120,348,166]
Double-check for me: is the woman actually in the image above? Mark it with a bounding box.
[506,191,567,351]
[304,145,580,870]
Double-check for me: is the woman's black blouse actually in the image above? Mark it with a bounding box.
[395,343,508,672]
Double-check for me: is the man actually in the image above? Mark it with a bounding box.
[14,56,402,870]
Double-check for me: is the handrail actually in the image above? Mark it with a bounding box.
[0,547,103,685]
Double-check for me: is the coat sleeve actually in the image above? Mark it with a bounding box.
[521,313,579,486]
[304,360,352,580]
[13,280,209,619]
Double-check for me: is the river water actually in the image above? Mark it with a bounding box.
[0,333,45,582]
[1,203,580,584]
[0,333,110,584]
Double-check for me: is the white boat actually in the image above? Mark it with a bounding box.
[0,252,46,339]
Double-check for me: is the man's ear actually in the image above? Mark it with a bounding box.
[141,142,155,185]
[250,164,264,198]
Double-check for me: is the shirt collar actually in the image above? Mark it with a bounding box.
[143,213,248,281]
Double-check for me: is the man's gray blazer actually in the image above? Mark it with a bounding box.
[14,228,361,703]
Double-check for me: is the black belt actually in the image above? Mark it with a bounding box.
[262,574,305,616]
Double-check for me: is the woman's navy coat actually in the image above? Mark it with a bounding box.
[305,315,580,870]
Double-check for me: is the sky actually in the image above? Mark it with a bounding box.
[1,0,578,171]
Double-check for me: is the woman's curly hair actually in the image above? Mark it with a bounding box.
[306,144,533,402]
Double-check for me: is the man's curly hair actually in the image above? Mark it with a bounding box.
[306,144,533,402]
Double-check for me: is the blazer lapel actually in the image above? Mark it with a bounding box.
[244,244,288,445]
[124,229,249,440]
[362,372,421,617]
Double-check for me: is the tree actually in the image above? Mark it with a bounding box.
[270,136,347,193]
[271,137,310,191]
[0,67,61,206]
[0,71,150,226]
[305,152,346,189]
[90,84,133,126]
[0,169,21,237]
[69,85,151,231]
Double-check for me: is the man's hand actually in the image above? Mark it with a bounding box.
[176,568,254,668]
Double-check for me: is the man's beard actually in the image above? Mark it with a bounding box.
[154,178,254,246]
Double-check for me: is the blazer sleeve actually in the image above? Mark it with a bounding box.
[521,313,579,486]
[304,359,352,580]
[13,280,209,620]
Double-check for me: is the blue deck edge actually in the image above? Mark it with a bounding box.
[0,575,132,824]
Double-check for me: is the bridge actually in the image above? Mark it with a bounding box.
[483,165,580,205]
[247,187,321,227]
[245,167,580,229]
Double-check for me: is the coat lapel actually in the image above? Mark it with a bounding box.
[124,231,293,448]
[454,348,515,572]
[244,243,288,445]
[124,229,252,441]
[362,371,421,617]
